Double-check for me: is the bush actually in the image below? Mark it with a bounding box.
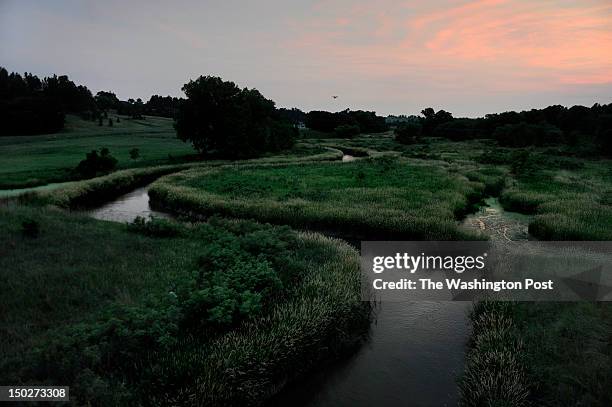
[334,124,360,138]
[493,122,563,147]
[129,148,140,160]
[127,216,182,237]
[21,219,40,238]
[74,148,118,178]
[394,122,422,144]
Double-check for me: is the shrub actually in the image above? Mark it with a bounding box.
[394,122,422,144]
[334,124,360,138]
[74,148,118,178]
[129,148,140,160]
[127,216,182,237]
[21,219,40,238]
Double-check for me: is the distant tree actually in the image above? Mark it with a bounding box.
[0,67,98,135]
[305,109,386,133]
[75,148,117,177]
[95,91,120,111]
[433,119,479,141]
[394,122,422,144]
[174,75,296,158]
[0,96,64,135]
[347,110,388,133]
[421,108,453,136]
[305,110,341,132]
[493,122,563,147]
[277,107,306,125]
[334,124,360,138]
[108,118,113,127]
[145,95,182,118]
[129,148,140,160]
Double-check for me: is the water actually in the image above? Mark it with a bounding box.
[81,187,171,223]
[79,183,473,406]
[461,197,532,241]
[273,197,533,407]
[64,188,531,406]
[271,301,471,407]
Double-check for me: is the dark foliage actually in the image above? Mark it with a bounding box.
[277,107,306,125]
[412,103,612,154]
[117,98,145,119]
[74,148,118,178]
[144,95,183,118]
[0,67,97,135]
[21,219,40,238]
[174,76,297,158]
[305,109,388,134]
[334,124,361,138]
[129,148,140,160]
[394,121,423,144]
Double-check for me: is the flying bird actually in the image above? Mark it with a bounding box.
[332,95,338,99]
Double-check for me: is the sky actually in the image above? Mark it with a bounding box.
[1,0,611,117]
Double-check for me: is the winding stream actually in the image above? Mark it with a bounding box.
[76,185,475,406]
[7,178,531,406]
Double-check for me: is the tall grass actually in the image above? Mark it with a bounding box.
[149,157,484,240]
[0,206,368,405]
[13,144,342,208]
[147,233,368,405]
[459,302,529,407]
[500,160,612,239]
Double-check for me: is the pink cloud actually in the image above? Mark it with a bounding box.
[285,0,612,91]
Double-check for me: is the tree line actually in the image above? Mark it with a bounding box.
[0,67,184,135]
[393,105,612,155]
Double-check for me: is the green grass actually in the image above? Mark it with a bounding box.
[149,156,485,239]
[500,158,612,240]
[0,205,367,405]
[460,301,612,407]
[0,115,196,189]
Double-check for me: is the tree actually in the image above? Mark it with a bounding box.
[95,91,120,111]
[421,108,453,136]
[174,76,296,158]
[129,148,140,160]
[395,122,422,144]
[334,124,360,138]
[75,148,118,177]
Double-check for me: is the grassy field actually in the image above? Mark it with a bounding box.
[3,128,612,406]
[0,112,343,192]
[0,205,367,405]
[499,157,612,240]
[148,156,485,240]
[0,114,196,189]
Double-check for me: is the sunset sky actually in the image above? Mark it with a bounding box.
[1,0,611,116]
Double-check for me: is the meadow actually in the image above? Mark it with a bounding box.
[148,156,484,240]
[2,127,612,406]
[0,115,194,189]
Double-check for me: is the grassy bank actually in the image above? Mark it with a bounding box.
[0,115,195,189]
[0,113,343,190]
[499,157,612,240]
[460,301,612,406]
[5,143,342,207]
[149,156,484,240]
[0,205,367,405]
